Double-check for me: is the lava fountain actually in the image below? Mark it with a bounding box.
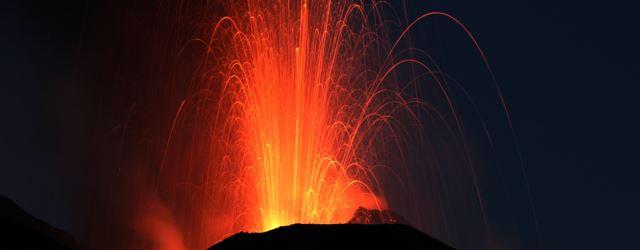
[204,0,395,230]
[196,0,406,234]
[94,0,519,249]
[147,0,430,247]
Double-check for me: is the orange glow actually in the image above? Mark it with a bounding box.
[206,0,392,231]
[151,0,425,247]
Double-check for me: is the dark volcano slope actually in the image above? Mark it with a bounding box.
[210,223,453,250]
[0,195,77,249]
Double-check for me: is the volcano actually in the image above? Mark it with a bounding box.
[209,208,453,250]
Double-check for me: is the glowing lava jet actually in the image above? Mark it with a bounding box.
[183,0,427,241]
[146,0,431,248]
[205,0,397,230]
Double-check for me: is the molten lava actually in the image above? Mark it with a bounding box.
[204,0,396,231]
[145,0,429,248]
[161,0,431,243]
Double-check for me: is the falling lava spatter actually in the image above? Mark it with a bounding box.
[143,0,431,247]
[196,0,403,235]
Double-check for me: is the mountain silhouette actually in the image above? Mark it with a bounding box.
[210,208,452,250]
[0,195,77,249]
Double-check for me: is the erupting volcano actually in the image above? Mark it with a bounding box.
[136,0,442,247]
[12,0,614,248]
[165,0,417,244]
[52,0,534,249]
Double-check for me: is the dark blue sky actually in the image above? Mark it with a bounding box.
[413,0,639,248]
[415,1,639,248]
[2,0,639,249]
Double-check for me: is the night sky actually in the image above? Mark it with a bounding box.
[2,0,639,249]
